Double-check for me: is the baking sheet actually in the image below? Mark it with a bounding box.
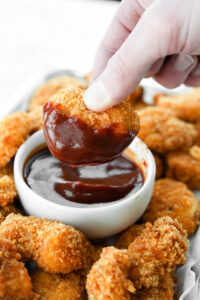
[3,70,200,300]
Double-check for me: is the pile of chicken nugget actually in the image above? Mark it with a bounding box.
[0,73,200,300]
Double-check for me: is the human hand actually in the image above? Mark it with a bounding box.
[84,0,200,111]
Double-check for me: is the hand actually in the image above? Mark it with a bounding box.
[84,0,200,111]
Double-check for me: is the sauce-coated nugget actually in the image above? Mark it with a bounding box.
[142,179,200,234]
[0,165,17,206]
[166,148,200,190]
[43,86,140,165]
[138,107,197,153]
[0,112,31,167]
[0,214,92,273]
[0,238,32,300]
[32,269,85,300]
[28,76,86,112]
[86,247,135,300]
[154,88,200,122]
[115,224,145,249]
[128,217,188,289]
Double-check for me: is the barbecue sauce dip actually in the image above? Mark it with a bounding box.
[24,147,144,205]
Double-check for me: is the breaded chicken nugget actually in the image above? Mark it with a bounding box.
[32,269,85,300]
[0,238,32,300]
[0,214,92,273]
[43,86,139,165]
[0,112,31,167]
[166,149,200,190]
[0,203,21,224]
[0,165,17,206]
[153,153,164,179]
[115,224,145,249]
[86,247,135,300]
[154,88,200,122]
[128,217,188,289]
[29,107,43,134]
[131,273,175,300]
[142,179,199,234]
[28,76,86,112]
[138,107,197,153]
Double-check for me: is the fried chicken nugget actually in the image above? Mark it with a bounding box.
[166,149,200,190]
[154,88,200,122]
[0,165,17,206]
[43,86,140,165]
[0,203,21,224]
[0,238,32,300]
[153,153,164,179]
[29,107,43,134]
[86,247,135,300]
[115,224,145,249]
[128,217,188,289]
[0,214,92,273]
[142,179,199,234]
[0,112,31,167]
[138,107,197,153]
[32,269,85,300]
[28,76,86,112]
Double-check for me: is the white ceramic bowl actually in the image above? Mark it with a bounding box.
[14,130,155,239]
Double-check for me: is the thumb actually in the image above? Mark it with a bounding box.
[84,2,176,112]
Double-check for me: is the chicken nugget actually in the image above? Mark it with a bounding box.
[0,112,31,167]
[154,88,200,122]
[0,203,21,224]
[43,86,139,165]
[29,106,43,134]
[86,247,135,300]
[166,149,200,190]
[0,165,17,206]
[115,224,145,249]
[0,238,32,300]
[0,214,92,273]
[128,217,188,289]
[142,179,199,234]
[32,269,85,300]
[138,107,197,153]
[28,76,86,112]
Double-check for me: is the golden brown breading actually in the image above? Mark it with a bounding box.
[0,214,92,274]
[28,76,86,112]
[48,86,139,134]
[138,107,197,153]
[86,247,135,300]
[131,273,175,300]
[194,122,200,146]
[142,179,199,234]
[32,269,85,300]
[29,107,43,133]
[0,238,32,300]
[0,112,31,167]
[166,150,200,189]
[154,88,200,122]
[0,203,21,224]
[128,217,188,289]
[0,166,17,206]
[115,224,145,249]
[153,153,164,179]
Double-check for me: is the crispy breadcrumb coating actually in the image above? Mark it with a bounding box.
[0,165,17,206]
[131,273,175,300]
[154,88,200,122]
[0,214,92,273]
[86,247,135,300]
[153,153,164,179]
[0,203,21,224]
[138,107,197,153]
[32,269,85,300]
[0,238,32,300]
[28,76,86,112]
[142,179,199,234]
[128,217,188,289]
[166,149,200,189]
[29,107,43,133]
[115,224,145,249]
[0,112,31,167]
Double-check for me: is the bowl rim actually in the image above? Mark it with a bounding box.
[14,130,156,213]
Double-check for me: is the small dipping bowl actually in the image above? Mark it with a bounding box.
[14,130,155,239]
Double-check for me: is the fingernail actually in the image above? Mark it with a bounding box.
[174,54,195,72]
[191,64,200,76]
[83,81,112,112]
